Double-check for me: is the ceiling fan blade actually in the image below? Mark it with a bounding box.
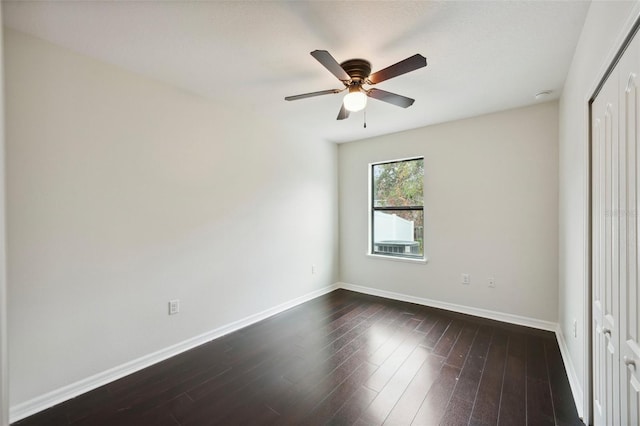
[367,54,427,84]
[311,50,351,82]
[337,103,350,120]
[367,88,415,108]
[285,89,341,101]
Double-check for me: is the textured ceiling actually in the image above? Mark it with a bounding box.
[3,1,590,143]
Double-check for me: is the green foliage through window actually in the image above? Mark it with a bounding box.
[373,159,424,207]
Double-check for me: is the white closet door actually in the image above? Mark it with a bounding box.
[592,63,621,426]
[620,33,640,426]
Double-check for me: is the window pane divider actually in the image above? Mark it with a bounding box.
[373,206,423,211]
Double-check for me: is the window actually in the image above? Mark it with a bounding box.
[370,157,424,260]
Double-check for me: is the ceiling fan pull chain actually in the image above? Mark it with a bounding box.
[364,109,367,128]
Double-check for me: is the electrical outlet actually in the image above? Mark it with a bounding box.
[461,273,470,285]
[311,265,317,275]
[573,319,577,338]
[169,299,180,315]
[488,277,496,288]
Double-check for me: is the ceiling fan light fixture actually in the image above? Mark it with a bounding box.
[343,86,367,112]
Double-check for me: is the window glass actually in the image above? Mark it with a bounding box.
[371,158,424,259]
[373,160,424,207]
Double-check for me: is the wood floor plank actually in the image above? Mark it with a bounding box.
[382,352,444,425]
[366,330,428,392]
[445,321,479,369]
[306,361,378,425]
[272,348,373,423]
[358,345,431,424]
[526,335,551,382]
[411,363,461,425]
[326,384,378,426]
[422,316,453,349]
[543,338,583,426]
[469,330,508,426]
[176,358,298,424]
[525,335,555,425]
[433,320,463,358]
[497,332,527,425]
[527,378,556,425]
[415,313,440,334]
[440,395,475,426]
[449,324,493,404]
[138,393,193,426]
[267,306,398,422]
[284,304,397,389]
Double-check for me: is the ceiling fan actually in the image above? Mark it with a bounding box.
[285,50,427,120]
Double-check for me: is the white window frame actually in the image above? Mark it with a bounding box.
[367,156,427,263]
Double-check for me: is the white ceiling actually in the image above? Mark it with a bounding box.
[2,1,590,143]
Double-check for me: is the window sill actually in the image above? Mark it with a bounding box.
[366,253,428,264]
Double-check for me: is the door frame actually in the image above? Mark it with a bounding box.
[0,2,8,424]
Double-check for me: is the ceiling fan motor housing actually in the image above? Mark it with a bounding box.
[340,59,371,83]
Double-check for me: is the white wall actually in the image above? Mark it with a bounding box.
[4,29,339,410]
[339,102,558,322]
[558,0,640,419]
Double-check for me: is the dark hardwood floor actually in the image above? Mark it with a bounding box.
[14,289,583,426]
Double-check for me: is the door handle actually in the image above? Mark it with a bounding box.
[624,356,636,370]
[602,328,612,336]
[627,73,638,93]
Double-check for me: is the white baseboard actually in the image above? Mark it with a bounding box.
[338,282,558,332]
[9,283,340,423]
[555,327,585,419]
